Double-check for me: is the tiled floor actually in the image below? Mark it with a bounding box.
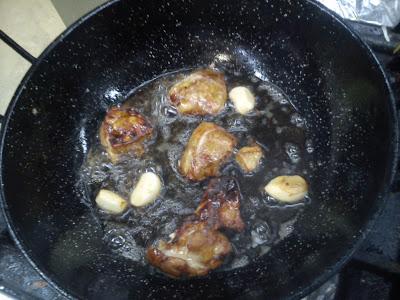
[0,40,31,115]
[0,0,66,115]
[0,0,108,117]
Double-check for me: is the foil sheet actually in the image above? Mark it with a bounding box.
[317,0,400,27]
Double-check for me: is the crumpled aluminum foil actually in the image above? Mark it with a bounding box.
[317,0,400,28]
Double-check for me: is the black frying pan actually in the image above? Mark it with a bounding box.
[0,0,397,299]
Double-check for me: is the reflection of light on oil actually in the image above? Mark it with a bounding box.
[237,48,248,57]
[105,88,122,100]
[215,53,231,62]
[210,53,231,68]
[254,69,268,81]
[79,127,88,153]
[236,47,269,81]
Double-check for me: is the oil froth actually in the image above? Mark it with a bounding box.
[79,67,310,272]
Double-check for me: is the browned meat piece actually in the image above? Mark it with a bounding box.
[179,122,237,181]
[195,177,245,232]
[235,144,263,173]
[168,69,227,115]
[147,177,245,278]
[147,221,231,277]
[100,107,153,162]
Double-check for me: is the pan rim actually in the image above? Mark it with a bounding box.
[0,1,121,299]
[283,1,399,299]
[0,0,398,299]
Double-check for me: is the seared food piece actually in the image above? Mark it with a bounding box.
[179,122,237,181]
[264,175,308,203]
[235,144,263,173]
[100,107,153,162]
[147,177,244,277]
[168,69,228,115]
[195,177,245,232]
[147,221,231,277]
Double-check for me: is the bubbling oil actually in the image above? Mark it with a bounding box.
[80,67,310,273]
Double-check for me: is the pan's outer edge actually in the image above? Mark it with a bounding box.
[285,1,399,299]
[0,1,121,299]
[0,0,398,299]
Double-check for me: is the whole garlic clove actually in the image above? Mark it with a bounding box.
[95,189,128,214]
[130,172,162,207]
[229,86,256,115]
[264,175,308,203]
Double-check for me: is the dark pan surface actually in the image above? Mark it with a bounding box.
[0,0,397,299]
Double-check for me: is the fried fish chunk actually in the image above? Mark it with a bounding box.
[100,107,153,162]
[147,221,231,277]
[195,177,245,232]
[168,69,227,115]
[179,122,237,181]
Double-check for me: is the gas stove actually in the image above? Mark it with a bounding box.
[0,20,400,300]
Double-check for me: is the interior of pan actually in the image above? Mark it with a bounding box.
[0,0,396,299]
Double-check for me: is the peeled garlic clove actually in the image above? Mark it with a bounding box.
[130,172,162,207]
[229,86,256,115]
[264,175,308,203]
[95,189,128,214]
